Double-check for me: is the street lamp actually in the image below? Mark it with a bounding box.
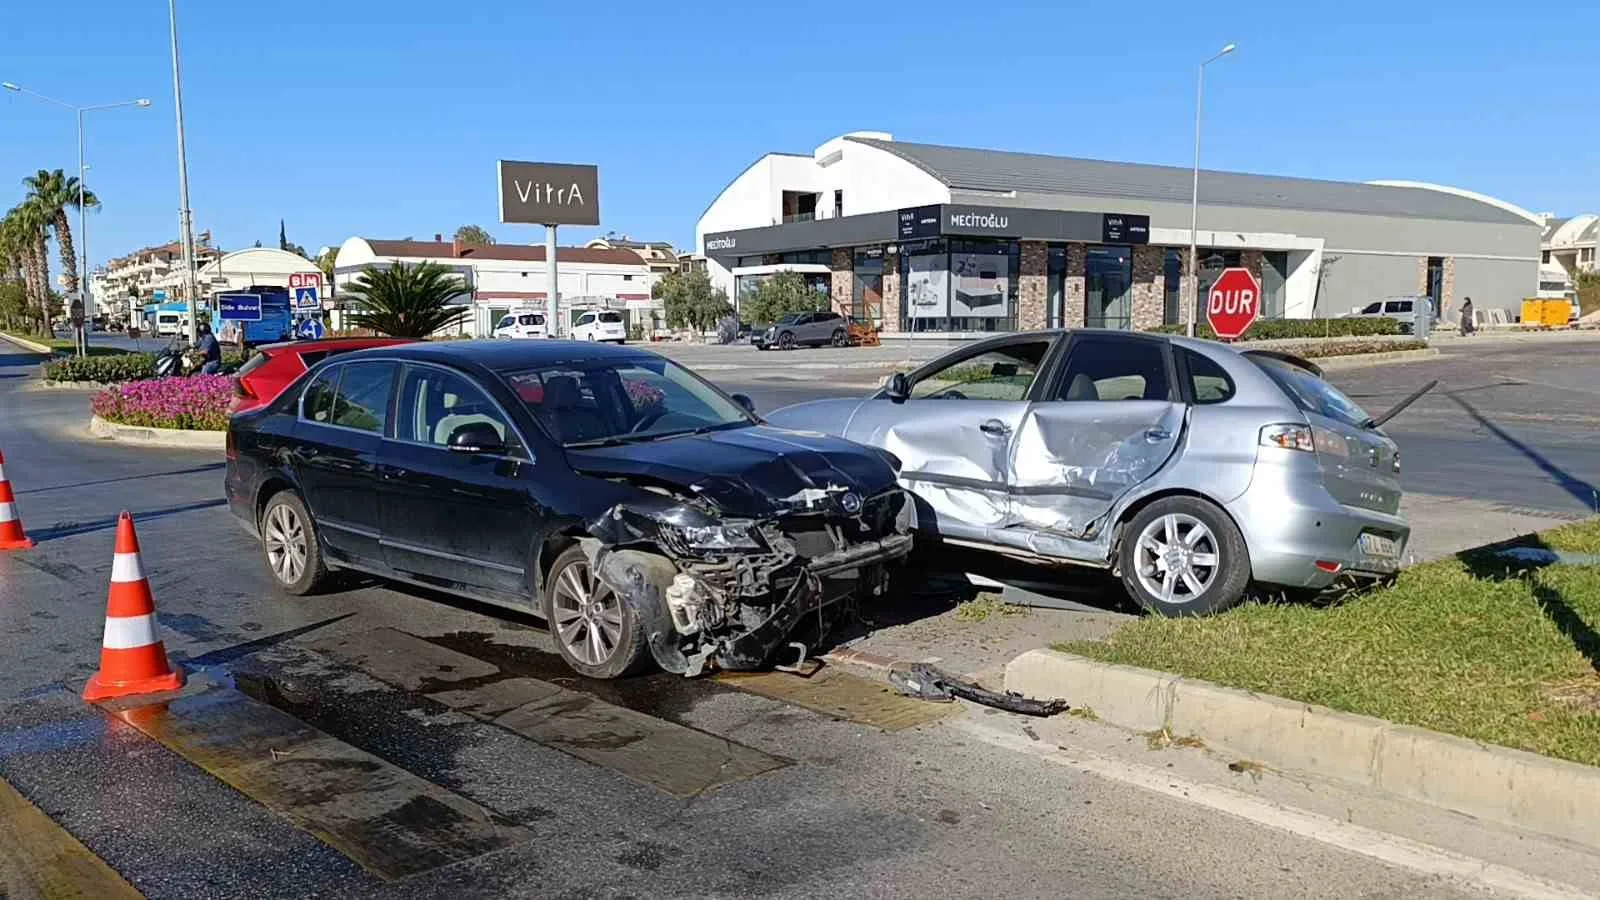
[3,82,151,355]
[168,0,201,345]
[1185,42,1237,338]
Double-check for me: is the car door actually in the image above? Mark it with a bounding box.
[377,363,542,597]
[291,361,397,565]
[1007,334,1186,539]
[842,336,1059,540]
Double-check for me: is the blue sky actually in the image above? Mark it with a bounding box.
[2,0,1596,266]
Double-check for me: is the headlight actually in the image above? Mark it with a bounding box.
[676,521,763,551]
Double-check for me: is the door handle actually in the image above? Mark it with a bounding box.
[1145,428,1173,442]
[291,446,319,462]
[377,464,408,480]
[979,419,1011,437]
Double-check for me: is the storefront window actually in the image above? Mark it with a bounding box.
[900,239,1019,333]
[1163,250,1183,326]
[1085,246,1133,330]
[1262,251,1288,318]
[853,249,884,325]
[1048,247,1067,328]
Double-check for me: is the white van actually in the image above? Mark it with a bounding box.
[571,309,627,343]
[493,311,548,340]
[155,312,190,336]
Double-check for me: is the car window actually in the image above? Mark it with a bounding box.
[1054,337,1171,402]
[577,313,595,325]
[237,349,274,377]
[910,341,1049,401]
[298,350,331,367]
[396,366,517,451]
[506,357,751,447]
[1388,300,1414,313]
[497,315,515,328]
[1360,302,1383,314]
[598,311,623,323]
[301,367,338,422]
[1180,348,1235,405]
[328,362,394,433]
[1251,356,1372,428]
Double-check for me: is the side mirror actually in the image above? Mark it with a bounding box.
[447,422,507,456]
[885,372,911,402]
[731,393,756,415]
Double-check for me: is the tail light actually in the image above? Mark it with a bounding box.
[1259,423,1314,452]
[227,376,255,415]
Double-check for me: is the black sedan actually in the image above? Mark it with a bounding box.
[224,340,914,678]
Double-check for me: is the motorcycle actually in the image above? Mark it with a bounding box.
[152,336,199,378]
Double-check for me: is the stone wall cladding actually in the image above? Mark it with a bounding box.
[1176,250,1196,331]
[1443,256,1456,312]
[1063,243,1087,328]
[1018,241,1048,331]
[830,248,852,316]
[881,249,901,332]
[1416,256,1430,295]
[1131,245,1165,331]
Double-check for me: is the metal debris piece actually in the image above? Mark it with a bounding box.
[888,663,1069,717]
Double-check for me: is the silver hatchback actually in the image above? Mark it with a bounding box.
[763,329,1415,616]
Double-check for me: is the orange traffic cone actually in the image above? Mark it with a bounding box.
[82,512,185,702]
[0,450,33,551]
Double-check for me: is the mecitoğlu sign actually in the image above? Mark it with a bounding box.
[497,160,601,226]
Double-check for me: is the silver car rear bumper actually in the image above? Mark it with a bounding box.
[1228,474,1411,589]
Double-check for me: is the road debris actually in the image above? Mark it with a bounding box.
[887,663,1068,717]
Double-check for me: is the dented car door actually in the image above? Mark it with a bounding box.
[843,338,1057,541]
[1007,334,1185,539]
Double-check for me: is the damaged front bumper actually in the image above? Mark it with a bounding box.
[586,493,916,677]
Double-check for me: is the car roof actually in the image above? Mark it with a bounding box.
[257,337,414,353]
[341,338,661,372]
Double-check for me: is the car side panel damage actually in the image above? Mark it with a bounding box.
[583,482,915,677]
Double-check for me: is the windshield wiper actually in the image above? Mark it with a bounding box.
[565,423,742,449]
[1365,379,1438,429]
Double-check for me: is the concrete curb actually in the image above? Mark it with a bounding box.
[0,333,53,354]
[31,380,111,391]
[1314,347,1439,370]
[1005,648,1600,852]
[88,415,226,450]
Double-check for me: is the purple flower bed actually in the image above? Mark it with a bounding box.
[91,375,233,431]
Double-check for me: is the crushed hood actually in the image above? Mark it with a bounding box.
[566,425,899,517]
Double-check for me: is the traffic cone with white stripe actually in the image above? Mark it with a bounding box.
[82,512,184,702]
[0,450,33,551]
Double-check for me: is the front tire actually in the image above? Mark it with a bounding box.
[830,328,847,347]
[1118,497,1250,617]
[778,331,796,350]
[260,491,330,595]
[542,545,651,679]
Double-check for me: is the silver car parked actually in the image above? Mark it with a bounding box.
[763,329,1416,617]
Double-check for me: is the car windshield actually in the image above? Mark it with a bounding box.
[504,357,752,447]
[1251,355,1373,428]
[776,314,802,324]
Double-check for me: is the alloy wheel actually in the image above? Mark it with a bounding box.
[1133,513,1220,604]
[263,503,308,586]
[551,560,625,666]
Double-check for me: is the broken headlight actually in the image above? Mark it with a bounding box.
[671,520,764,551]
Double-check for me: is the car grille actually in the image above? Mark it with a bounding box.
[779,490,906,560]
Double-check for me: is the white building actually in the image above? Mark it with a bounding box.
[333,236,659,337]
[1540,214,1596,283]
[92,232,222,312]
[149,246,320,298]
[697,131,1540,334]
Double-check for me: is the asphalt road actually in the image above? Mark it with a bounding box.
[5,337,1575,898]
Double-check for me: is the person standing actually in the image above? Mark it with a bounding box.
[1459,296,1475,336]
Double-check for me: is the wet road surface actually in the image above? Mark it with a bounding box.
[0,336,1594,898]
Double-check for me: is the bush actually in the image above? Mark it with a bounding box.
[91,376,233,431]
[45,353,156,383]
[1149,317,1402,340]
[1291,338,1427,359]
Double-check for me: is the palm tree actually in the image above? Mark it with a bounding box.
[343,261,469,338]
[7,202,54,335]
[24,168,98,297]
[0,209,27,289]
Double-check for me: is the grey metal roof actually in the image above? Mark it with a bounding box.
[1542,217,1570,241]
[849,137,1531,226]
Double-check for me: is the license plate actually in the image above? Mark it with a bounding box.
[1359,533,1400,558]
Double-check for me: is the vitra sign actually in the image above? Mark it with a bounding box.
[498,160,601,226]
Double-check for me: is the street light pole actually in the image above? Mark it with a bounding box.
[1185,43,1237,339]
[1,82,151,355]
[168,0,200,345]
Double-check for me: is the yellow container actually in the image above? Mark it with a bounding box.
[1522,298,1545,326]
[1542,299,1573,327]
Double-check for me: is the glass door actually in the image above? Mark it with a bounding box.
[1085,246,1133,330]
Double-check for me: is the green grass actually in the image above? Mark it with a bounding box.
[1060,520,1600,768]
[1,332,129,357]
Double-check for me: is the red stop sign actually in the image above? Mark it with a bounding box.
[1206,267,1262,340]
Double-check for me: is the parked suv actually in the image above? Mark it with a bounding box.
[764,329,1427,617]
[494,311,548,340]
[753,311,848,350]
[571,310,627,343]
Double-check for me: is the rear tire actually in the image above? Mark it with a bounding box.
[830,328,847,347]
[260,491,330,596]
[1118,497,1250,617]
[542,545,651,679]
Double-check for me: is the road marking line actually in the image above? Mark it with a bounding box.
[112,686,532,881]
[951,716,1596,900]
[0,776,143,899]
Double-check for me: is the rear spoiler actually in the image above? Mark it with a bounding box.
[1239,349,1323,379]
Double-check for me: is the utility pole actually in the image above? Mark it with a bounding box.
[168,0,200,344]
[1185,43,1237,338]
